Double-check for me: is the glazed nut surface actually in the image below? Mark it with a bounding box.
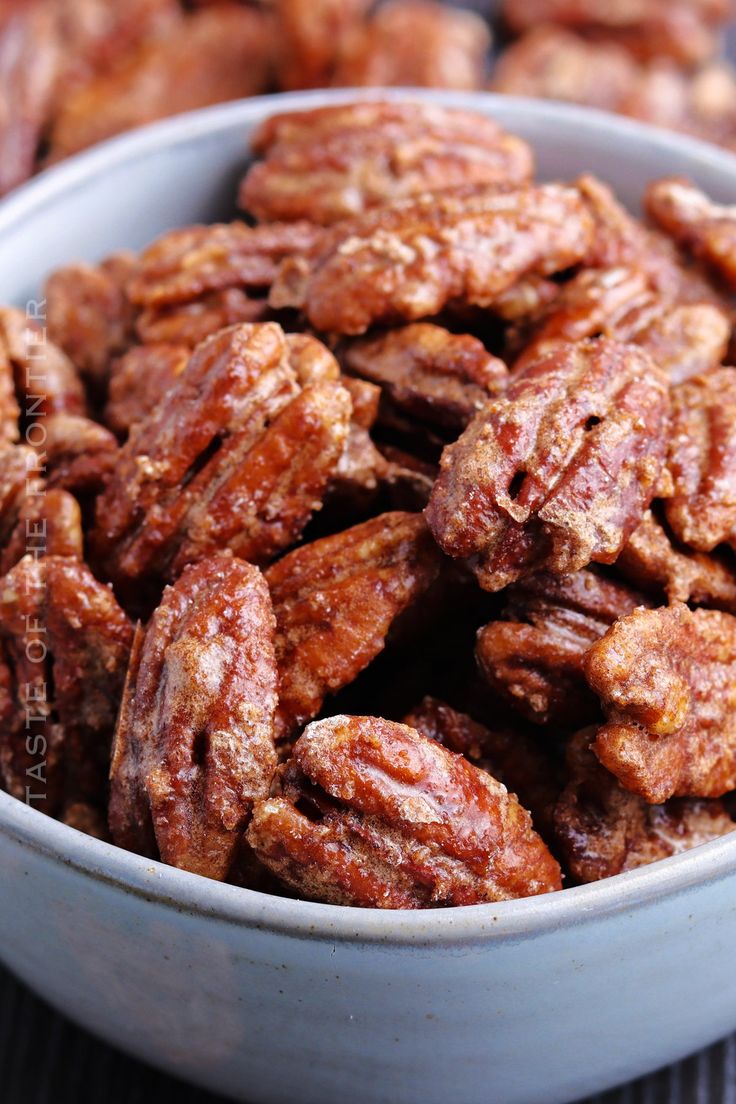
[269,183,594,334]
[645,177,736,290]
[246,714,562,908]
[265,512,443,742]
[242,100,532,226]
[426,338,670,591]
[586,603,736,803]
[109,554,278,880]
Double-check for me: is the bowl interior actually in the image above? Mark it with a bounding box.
[2,88,736,940]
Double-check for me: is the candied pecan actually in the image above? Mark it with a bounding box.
[0,307,86,419]
[645,177,736,292]
[491,275,560,323]
[618,508,736,612]
[585,602,736,802]
[135,289,268,349]
[476,569,648,727]
[511,266,729,382]
[105,343,190,437]
[265,512,443,742]
[342,323,506,435]
[332,1,490,90]
[46,6,273,162]
[554,728,734,883]
[402,696,561,836]
[426,338,670,592]
[127,221,322,310]
[241,101,533,226]
[109,554,278,880]
[45,253,137,388]
[492,26,637,112]
[663,369,736,552]
[247,715,562,907]
[0,555,132,815]
[340,376,380,429]
[0,444,42,548]
[41,413,118,496]
[270,0,372,90]
[270,184,594,335]
[91,323,351,590]
[378,445,438,510]
[501,0,727,65]
[0,489,83,574]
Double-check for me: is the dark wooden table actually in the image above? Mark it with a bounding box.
[1,961,734,1104]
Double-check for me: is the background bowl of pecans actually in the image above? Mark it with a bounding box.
[2,88,736,1104]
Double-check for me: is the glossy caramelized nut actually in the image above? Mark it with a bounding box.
[0,488,83,574]
[109,554,278,880]
[0,307,86,418]
[426,338,669,591]
[46,5,273,162]
[105,343,190,436]
[247,715,562,907]
[664,369,736,552]
[553,729,735,883]
[135,289,268,349]
[343,323,506,434]
[270,0,373,90]
[45,253,136,387]
[618,509,736,612]
[242,101,532,227]
[645,177,736,290]
[91,323,351,589]
[332,1,490,90]
[127,221,322,309]
[42,413,118,495]
[476,570,648,727]
[500,0,727,65]
[269,184,594,334]
[0,555,132,815]
[586,603,736,802]
[265,512,443,742]
[403,696,561,835]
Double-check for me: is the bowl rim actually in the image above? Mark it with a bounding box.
[2,87,736,946]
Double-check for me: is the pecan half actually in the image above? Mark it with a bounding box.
[0,488,83,574]
[476,569,648,727]
[664,369,736,552]
[269,184,594,334]
[45,253,137,388]
[645,177,736,290]
[241,101,533,226]
[91,323,351,590]
[0,555,132,815]
[585,602,736,802]
[403,696,561,836]
[265,512,443,742]
[342,323,507,435]
[109,554,278,879]
[270,0,373,90]
[247,715,562,907]
[105,343,190,436]
[618,508,736,612]
[135,288,268,349]
[332,1,491,91]
[41,413,118,496]
[426,338,669,591]
[46,6,273,162]
[553,728,734,883]
[0,307,86,419]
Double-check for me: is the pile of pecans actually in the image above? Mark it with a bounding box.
[4,99,736,908]
[4,0,736,199]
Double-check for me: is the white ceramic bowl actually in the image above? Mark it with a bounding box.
[2,91,736,1104]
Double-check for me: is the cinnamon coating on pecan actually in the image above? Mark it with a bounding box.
[135,289,268,350]
[0,555,132,815]
[241,101,533,226]
[247,715,562,907]
[426,338,670,591]
[343,323,507,435]
[90,323,351,590]
[585,603,736,802]
[265,512,443,742]
[476,570,649,728]
[553,728,734,883]
[109,554,278,880]
[105,343,190,437]
[270,183,594,335]
[645,177,736,291]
